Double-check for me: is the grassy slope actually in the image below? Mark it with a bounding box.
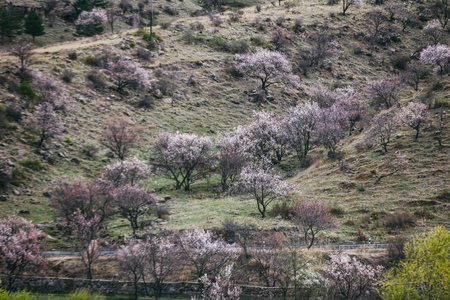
[0,0,448,247]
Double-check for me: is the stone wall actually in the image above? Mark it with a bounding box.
[8,277,290,298]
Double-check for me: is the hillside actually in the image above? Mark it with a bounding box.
[0,0,449,248]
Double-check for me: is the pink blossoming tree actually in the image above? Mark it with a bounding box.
[234,49,300,90]
[397,102,429,140]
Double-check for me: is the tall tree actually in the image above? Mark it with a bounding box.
[24,10,45,42]
[0,4,23,42]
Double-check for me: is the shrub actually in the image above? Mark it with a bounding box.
[436,188,449,201]
[251,36,270,48]
[16,81,37,101]
[163,5,178,16]
[84,56,102,67]
[6,106,21,122]
[212,17,222,27]
[293,19,304,33]
[62,69,75,83]
[183,30,194,43]
[86,71,106,90]
[255,4,262,12]
[129,41,136,48]
[383,210,415,230]
[142,32,162,42]
[391,53,410,70]
[82,144,99,158]
[300,156,314,168]
[10,167,29,186]
[159,21,171,29]
[269,201,292,219]
[137,95,155,108]
[228,13,240,23]
[275,16,285,26]
[227,40,250,54]
[19,159,47,171]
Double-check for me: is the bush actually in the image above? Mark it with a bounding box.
[19,159,47,171]
[129,41,136,48]
[300,156,314,168]
[190,21,204,31]
[212,17,222,27]
[143,32,162,42]
[6,106,22,122]
[159,21,171,29]
[183,30,194,43]
[293,19,304,33]
[392,54,411,70]
[275,16,285,26]
[86,71,106,90]
[383,210,415,230]
[227,40,250,54]
[10,167,29,186]
[330,204,346,216]
[229,13,240,23]
[137,95,155,108]
[82,144,99,158]
[269,201,292,219]
[163,5,178,16]
[436,188,449,202]
[155,205,170,219]
[251,35,270,48]
[62,69,75,83]
[84,56,102,67]
[16,81,37,101]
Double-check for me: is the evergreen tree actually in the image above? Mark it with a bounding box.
[73,0,109,18]
[0,4,23,41]
[25,10,45,42]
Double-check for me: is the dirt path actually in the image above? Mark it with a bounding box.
[0,29,136,63]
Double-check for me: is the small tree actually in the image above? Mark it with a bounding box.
[24,10,45,42]
[114,184,156,235]
[270,27,291,52]
[324,254,383,300]
[0,151,12,189]
[382,226,450,300]
[292,198,337,249]
[375,152,408,183]
[404,61,429,91]
[367,78,402,108]
[423,19,445,45]
[26,102,64,148]
[0,216,45,290]
[69,210,103,280]
[315,106,347,157]
[101,157,152,187]
[106,8,118,33]
[144,235,180,300]
[222,219,253,259]
[75,8,107,36]
[73,0,109,18]
[420,44,450,75]
[234,49,300,90]
[235,160,292,218]
[250,244,282,297]
[50,177,113,224]
[285,101,320,159]
[216,132,251,192]
[368,112,397,153]
[304,29,339,66]
[99,117,144,160]
[342,0,364,16]
[397,102,429,140]
[152,132,213,190]
[8,40,34,80]
[177,229,238,279]
[106,57,152,93]
[117,240,147,300]
[244,111,288,163]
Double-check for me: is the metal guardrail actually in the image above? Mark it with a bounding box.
[41,243,389,256]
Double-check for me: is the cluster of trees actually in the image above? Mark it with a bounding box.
[0,4,44,42]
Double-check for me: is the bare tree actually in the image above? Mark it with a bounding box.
[118,240,147,300]
[292,199,337,249]
[8,39,34,79]
[99,117,144,160]
[375,152,408,183]
[368,112,397,153]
